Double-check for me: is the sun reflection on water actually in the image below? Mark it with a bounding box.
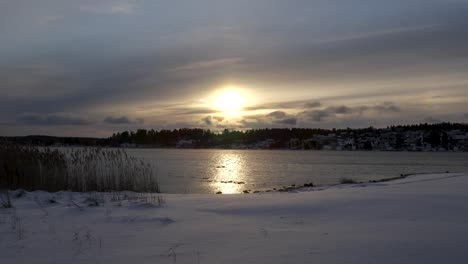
[211,153,247,194]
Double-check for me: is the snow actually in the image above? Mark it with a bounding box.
[1,173,468,264]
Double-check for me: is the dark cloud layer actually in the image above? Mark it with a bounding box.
[103,116,144,125]
[267,111,287,119]
[304,102,321,109]
[1,0,468,136]
[298,102,401,124]
[275,118,297,126]
[239,110,299,128]
[16,113,93,126]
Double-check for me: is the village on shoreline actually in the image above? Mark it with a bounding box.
[3,123,468,152]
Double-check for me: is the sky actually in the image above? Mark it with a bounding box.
[1,0,468,137]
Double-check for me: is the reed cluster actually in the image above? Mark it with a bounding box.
[0,143,159,193]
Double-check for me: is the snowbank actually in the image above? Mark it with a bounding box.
[1,173,468,264]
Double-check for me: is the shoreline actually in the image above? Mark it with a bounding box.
[58,145,468,153]
[1,171,452,195]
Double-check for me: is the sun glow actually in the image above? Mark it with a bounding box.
[213,89,246,112]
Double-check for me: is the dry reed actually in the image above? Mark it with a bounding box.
[0,143,159,193]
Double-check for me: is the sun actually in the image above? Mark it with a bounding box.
[213,89,246,112]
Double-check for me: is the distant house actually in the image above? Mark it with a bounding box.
[254,139,275,149]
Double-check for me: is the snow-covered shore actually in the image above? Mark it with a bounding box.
[1,173,468,264]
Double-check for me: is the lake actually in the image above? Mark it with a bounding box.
[126,149,468,194]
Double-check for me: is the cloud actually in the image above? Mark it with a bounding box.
[103,116,144,125]
[353,102,401,115]
[213,116,224,122]
[245,100,322,111]
[364,102,401,113]
[17,113,93,126]
[167,58,244,73]
[267,111,287,119]
[304,101,321,108]
[169,107,217,116]
[299,106,353,123]
[275,118,297,125]
[266,111,297,125]
[315,24,442,44]
[299,102,401,123]
[199,115,233,128]
[241,102,399,128]
[464,113,468,119]
[239,110,298,128]
[1,1,468,136]
[300,110,330,122]
[79,1,135,15]
[201,116,213,126]
[334,106,353,114]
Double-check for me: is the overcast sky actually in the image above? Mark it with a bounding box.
[1,0,468,137]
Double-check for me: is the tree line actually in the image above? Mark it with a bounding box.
[107,123,468,148]
[2,122,467,149]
